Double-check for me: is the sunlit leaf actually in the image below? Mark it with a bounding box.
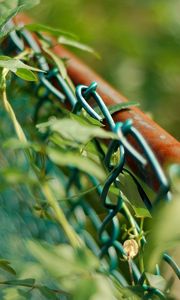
[47,147,106,180]
[41,41,68,79]
[145,273,167,291]
[15,68,38,81]
[70,113,103,127]
[28,242,99,279]
[37,117,116,144]
[2,287,28,300]
[118,172,152,218]
[3,137,30,149]
[0,24,17,40]
[133,207,152,218]
[28,241,119,299]
[73,275,116,300]
[72,277,97,300]
[25,23,77,39]
[0,56,43,74]
[95,101,139,118]
[0,0,40,31]
[58,36,100,58]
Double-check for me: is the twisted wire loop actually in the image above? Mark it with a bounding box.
[3,22,180,298]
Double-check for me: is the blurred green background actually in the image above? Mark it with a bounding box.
[30,0,180,138]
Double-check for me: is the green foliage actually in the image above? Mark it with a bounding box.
[118,173,152,219]
[31,0,180,138]
[144,192,180,272]
[25,23,77,39]
[37,117,116,142]
[41,41,68,79]
[0,55,43,81]
[0,0,40,33]
[58,36,100,58]
[145,273,167,292]
[95,102,139,119]
[0,3,179,299]
[47,148,106,181]
[0,260,16,275]
[26,23,99,57]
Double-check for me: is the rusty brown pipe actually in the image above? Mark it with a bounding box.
[14,14,180,188]
[52,46,180,164]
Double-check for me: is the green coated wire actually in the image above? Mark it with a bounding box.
[3,24,180,299]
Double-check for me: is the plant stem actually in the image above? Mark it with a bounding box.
[122,202,139,238]
[128,258,135,286]
[138,218,145,274]
[122,203,145,274]
[42,182,82,248]
[1,69,27,143]
[0,68,81,249]
[140,217,144,231]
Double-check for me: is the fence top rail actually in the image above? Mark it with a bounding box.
[13,14,180,189]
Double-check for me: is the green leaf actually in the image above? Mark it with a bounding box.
[72,277,97,300]
[0,259,16,275]
[70,112,102,127]
[47,147,106,180]
[94,101,139,118]
[0,24,17,41]
[1,167,37,185]
[15,68,38,81]
[132,206,151,218]
[3,137,30,149]
[118,172,152,218]
[25,23,77,39]
[108,102,139,114]
[144,194,180,272]
[16,0,40,10]
[168,163,180,193]
[145,273,167,291]
[0,57,43,75]
[0,55,13,61]
[109,186,121,197]
[2,287,28,300]
[37,117,116,144]
[41,41,68,79]
[3,278,35,287]
[28,242,118,298]
[127,286,147,298]
[58,36,100,58]
[0,0,40,31]
[39,286,59,300]
[73,275,116,300]
[28,242,99,280]
[2,137,40,152]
